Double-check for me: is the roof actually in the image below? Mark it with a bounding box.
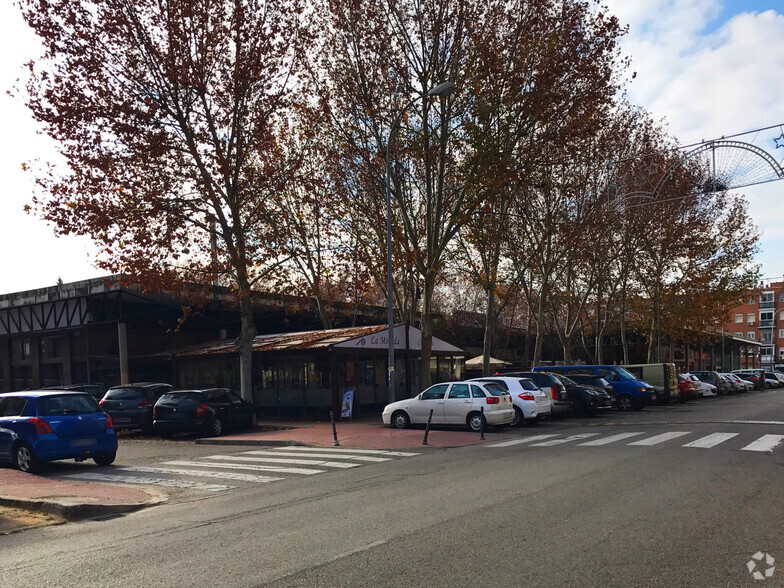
[465,355,509,368]
[164,324,463,358]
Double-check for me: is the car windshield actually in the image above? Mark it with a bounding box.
[158,392,203,403]
[556,375,577,386]
[615,367,636,380]
[518,379,539,391]
[38,394,101,416]
[483,383,509,396]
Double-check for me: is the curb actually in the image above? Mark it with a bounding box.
[0,495,163,521]
[195,438,309,447]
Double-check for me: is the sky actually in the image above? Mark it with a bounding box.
[0,1,783,294]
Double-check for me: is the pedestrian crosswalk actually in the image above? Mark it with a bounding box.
[486,431,784,453]
[62,446,419,493]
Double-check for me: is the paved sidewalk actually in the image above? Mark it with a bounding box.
[196,417,496,449]
[0,467,166,521]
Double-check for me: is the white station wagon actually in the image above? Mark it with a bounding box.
[382,381,515,432]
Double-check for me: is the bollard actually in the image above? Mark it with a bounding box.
[479,406,486,440]
[422,408,433,445]
[330,410,340,446]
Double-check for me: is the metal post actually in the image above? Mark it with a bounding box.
[480,406,486,440]
[422,408,433,445]
[385,141,396,405]
[330,410,340,446]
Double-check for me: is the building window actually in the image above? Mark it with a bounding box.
[762,292,774,303]
[747,332,756,340]
[761,332,773,343]
[780,329,784,339]
[735,314,743,323]
[780,294,784,303]
[735,332,743,337]
[748,313,755,325]
[762,346,774,357]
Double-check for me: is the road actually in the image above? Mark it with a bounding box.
[2,390,784,587]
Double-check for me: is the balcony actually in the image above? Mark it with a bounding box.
[760,319,774,328]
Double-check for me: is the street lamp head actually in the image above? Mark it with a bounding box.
[427,81,456,97]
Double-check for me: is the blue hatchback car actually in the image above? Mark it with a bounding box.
[0,391,118,473]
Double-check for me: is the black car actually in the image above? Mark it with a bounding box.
[153,388,257,438]
[503,371,571,416]
[43,384,105,401]
[99,382,173,433]
[566,374,615,397]
[550,373,613,416]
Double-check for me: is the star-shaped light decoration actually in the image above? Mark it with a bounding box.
[774,132,784,149]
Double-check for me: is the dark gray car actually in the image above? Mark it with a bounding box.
[99,382,173,433]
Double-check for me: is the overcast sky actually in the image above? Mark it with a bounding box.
[1,1,783,294]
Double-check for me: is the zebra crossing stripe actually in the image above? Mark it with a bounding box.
[741,435,784,452]
[683,433,739,448]
[485,435,560,448]
[579,432,645,446]
[202,454,360,469]
[628,432,691,446]
[242,450,391,463]
[278,447,420,457]
[164,460,324,475]
[531,433,600,447]
[114,466,284,483]
[64,472,233,492]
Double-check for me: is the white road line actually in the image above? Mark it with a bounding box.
[683,433,739,449]
[741,435,784,452]
[114,466,284,483]
[242,450,391,463]
[278,447,420,457]
[628,432,691,446]
[579,432,645,446]
[485,435,560,448]
[64,472,233,492]
[164,460,324,475]
[730,420,784,426]
[202,454,360,469]
[531,433,600,447]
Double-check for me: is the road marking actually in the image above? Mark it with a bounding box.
[628,432,691,446]
[683,433,739,448]
[114,466,284,483]
[202,454,360,469]
[64,472,233,492]
[531,433,600,447]
[485,435,560,448]
[278,447,420,457]
[730,420,784,426]
[741,435,784,452]
[579,432,645,446]
[164,460,324,475]
[242,450,391,462]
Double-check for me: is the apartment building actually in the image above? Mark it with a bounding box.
[724,280,784,369]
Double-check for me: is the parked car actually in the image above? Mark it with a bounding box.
[99,382,173,433]
[690,371,732,395]
[382,381,514,432]
[42,384,105,401]
[467,377,551,426]
[624,363,679,404]
[722,372,752,392]
[677,374,699,401]
[732,369,766,390]
[532,365,656,411]
[763,372,781,388]
[0,391,117,473]
[567,374,614,397]
[550,373,613,417]
[153,388,258,438]
[502,372,571,417]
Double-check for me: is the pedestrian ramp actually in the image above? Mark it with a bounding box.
[62,446,419,493]
[485,431,784,454]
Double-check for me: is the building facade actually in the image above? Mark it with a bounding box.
[723,280,784,370]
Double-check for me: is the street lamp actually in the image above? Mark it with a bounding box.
[386,81,456,404]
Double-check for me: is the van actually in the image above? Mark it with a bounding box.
[532,365,656,411]
[624,363,679,404]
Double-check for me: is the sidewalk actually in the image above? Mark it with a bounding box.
[196,417,493,449]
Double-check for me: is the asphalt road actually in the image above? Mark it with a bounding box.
[2,390,784,587]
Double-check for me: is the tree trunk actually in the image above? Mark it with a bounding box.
[532,294,546,368]
[482,288,496,376]
[237,291,257,403]
[314,296,332,330]
[562,331,573,365]
[419,275,436,390]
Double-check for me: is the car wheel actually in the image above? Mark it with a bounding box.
[13,442,39,474]
[617,395,633,411]
[511,407,524,427]
[93,452,116,467]
[209,417,223,437]
[467,412,484,432]
[391,411,410,429]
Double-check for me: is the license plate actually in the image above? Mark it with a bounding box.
[71,438,97,447]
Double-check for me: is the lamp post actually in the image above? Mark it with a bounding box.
[386,81,456,404]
